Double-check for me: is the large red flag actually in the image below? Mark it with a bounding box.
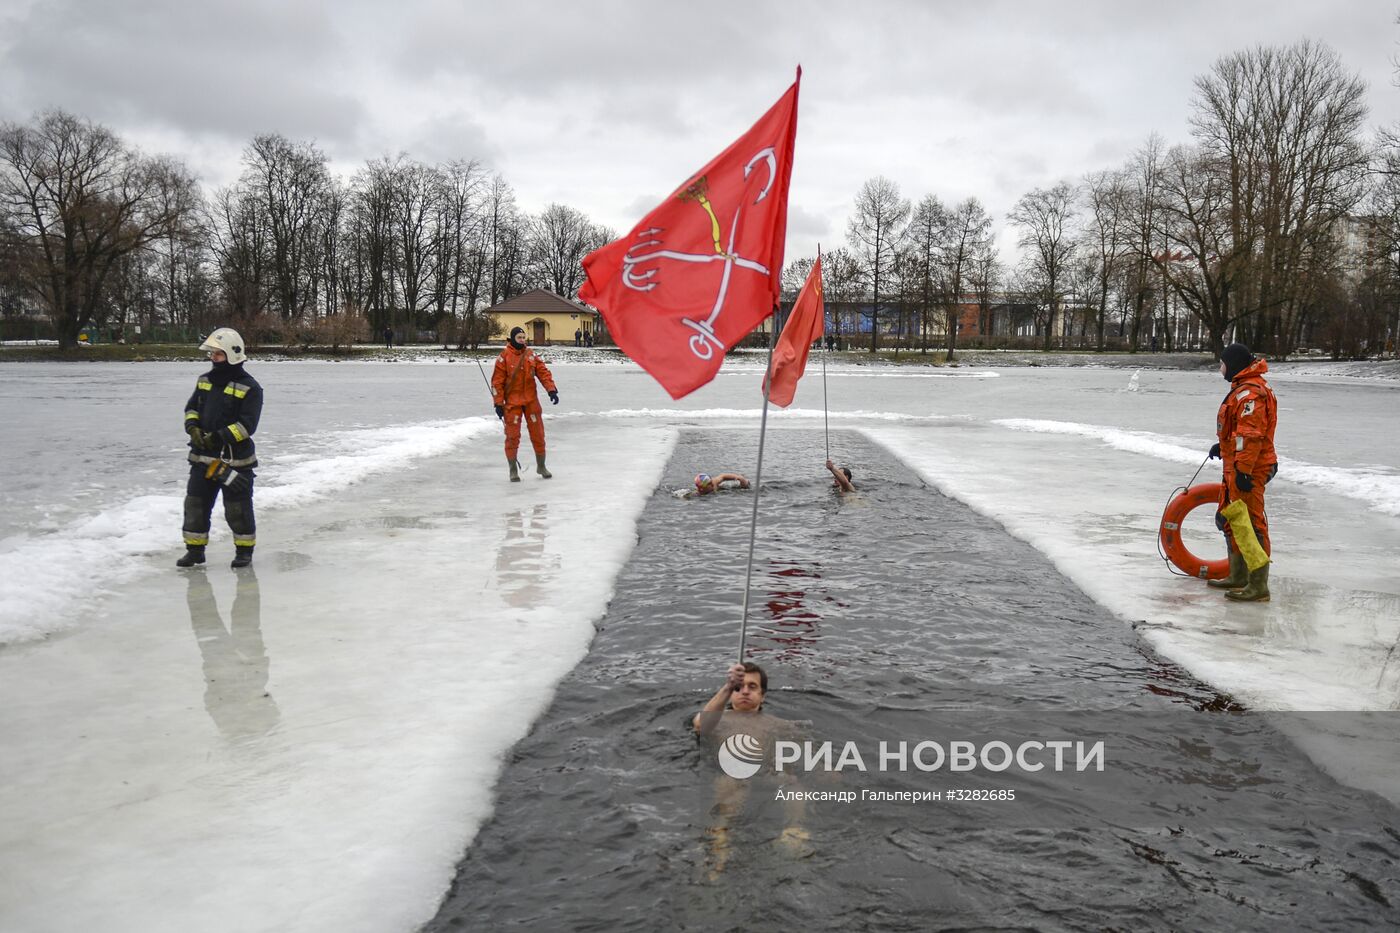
[764,255,824,407]
[578,70,801,399]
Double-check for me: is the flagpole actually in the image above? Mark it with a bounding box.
[818,246,829,463]
[738,308,778,662]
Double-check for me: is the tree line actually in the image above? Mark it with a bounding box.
[4,39,1399,359]
[785,39,1397,359]
[0,119,612,348]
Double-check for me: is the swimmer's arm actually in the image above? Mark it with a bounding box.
[825,459,855,492]
[714,473,749,489]
[693,664,745,735]
[693,687,731,735]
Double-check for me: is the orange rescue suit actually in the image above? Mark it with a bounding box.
[1217,358,1278,555]
[492,344,557,458]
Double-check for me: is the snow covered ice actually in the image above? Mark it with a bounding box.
[1,356,1398,932]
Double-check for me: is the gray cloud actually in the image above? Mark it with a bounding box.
[2,0,1396,265]
[0,0,365,142]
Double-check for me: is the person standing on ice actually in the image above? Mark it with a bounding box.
[491,326,558,481]
[1207,342,1278,602]
[177,328,262,569]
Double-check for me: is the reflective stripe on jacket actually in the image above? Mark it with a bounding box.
[1216,358,1277,479]
[491,345,556,407]
[184,365,263,468]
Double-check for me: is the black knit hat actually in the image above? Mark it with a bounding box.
[509,326,525,340]
[1220,342,1254,381]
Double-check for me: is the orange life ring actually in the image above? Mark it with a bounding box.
[1159,482,1228,579]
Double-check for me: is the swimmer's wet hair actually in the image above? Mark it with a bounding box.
[741,661,767,693]
[841,467,852,481]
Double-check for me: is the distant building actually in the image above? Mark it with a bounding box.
[485,289,599,345]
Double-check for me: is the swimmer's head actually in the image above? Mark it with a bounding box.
[730,661,767,712]
[841,467,853,481]
[694,473,711,489]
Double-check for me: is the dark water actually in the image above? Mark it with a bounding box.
[426,430,1399,932]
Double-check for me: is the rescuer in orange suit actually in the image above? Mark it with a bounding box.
[492,326,558,482]
[1207,342,1278,602]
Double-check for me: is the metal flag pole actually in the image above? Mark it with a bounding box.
[738,306,779,661]
[475,356,495,398]
[818,246,829,463]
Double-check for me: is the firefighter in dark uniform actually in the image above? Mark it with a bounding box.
[178,328,263,569]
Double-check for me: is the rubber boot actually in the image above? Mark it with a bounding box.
[176,546,206,568]
[508,458,521,482]
[1225,564,1270,602]
[1207,550,1248,589]
[536,454,552,479]
[231,546,254,569]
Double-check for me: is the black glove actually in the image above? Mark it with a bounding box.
[1235,472,1254,493]
[548,390,559,405]
[187,426,219,450]
[208,461,251,496]
[1208,443,1221,460]
[494,404,505,420]
[1214,510,1227,532]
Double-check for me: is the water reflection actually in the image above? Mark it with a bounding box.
[185,569,281,741]
[748,560,836,663]
[494,505,557,609]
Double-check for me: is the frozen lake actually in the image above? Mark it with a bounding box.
[1,356,1398,930]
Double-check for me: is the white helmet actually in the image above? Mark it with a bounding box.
[200,327,247,364]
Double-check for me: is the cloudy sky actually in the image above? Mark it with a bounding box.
[2,0,1398,262]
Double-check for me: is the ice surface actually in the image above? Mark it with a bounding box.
[0,419,675,933]
[864,422,1400,711]
[0,418,500,644]
[2,359,1398,932]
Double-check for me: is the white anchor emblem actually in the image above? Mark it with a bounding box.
[619,148,778,360]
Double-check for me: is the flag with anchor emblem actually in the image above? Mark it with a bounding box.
[578,68,801,399]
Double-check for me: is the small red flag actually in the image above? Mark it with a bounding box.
[764,255,824,407]
[578,70,801,399]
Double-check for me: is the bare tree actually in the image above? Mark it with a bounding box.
[1081,168,1130,350]
[240,134,334,322]
[821,246,863,345]
[1121,135,1165,350]
[0,110,198,347]
[527,203,597,297]
[847,176,910,352]
[905,194,948,354]
[430,158,483,344]
[1190,40,1369,355]
[1008,181,1078,349]
[1152,144,1239,352]
[390,158,441,336]
[939,197,993,361]
[967,250,1002,338]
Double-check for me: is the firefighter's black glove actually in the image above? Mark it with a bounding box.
[494,404,505,420]
[208,461,251,496]
[187,426,219,450]
[1208,443,1220,460]
[548,390,559,405]
[1234,472,1255,494]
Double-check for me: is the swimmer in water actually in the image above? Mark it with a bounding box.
[694,662,810,876]
[691,472,750,497]
[825,459,855,493]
